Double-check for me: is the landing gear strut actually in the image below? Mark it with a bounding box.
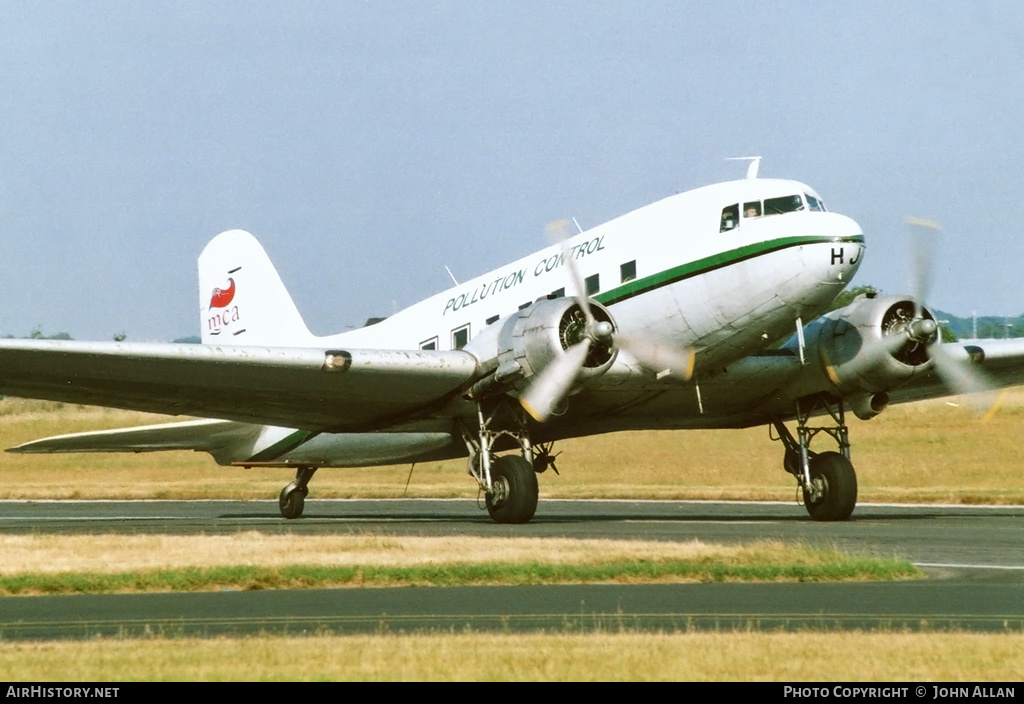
[279,465,318,519]
[771,394,858,521]
[460,399,540,524]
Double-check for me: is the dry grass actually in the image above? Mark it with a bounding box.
[1,632,1022,681]
[0,534,838,576]
[1,391,1024,503]
[0,536,819,573]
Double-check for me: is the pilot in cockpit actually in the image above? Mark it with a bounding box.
[720,204,739,232]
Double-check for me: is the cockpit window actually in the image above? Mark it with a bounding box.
[743,201,762,218]
[720,204,739,232]
[763,194,804,216]
[806,194,824,212]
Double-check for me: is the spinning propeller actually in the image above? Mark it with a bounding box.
[886,218,996,406]
[519,221,696,421]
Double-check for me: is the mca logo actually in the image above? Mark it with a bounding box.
[209,278,236,309]
[207,278,241,336]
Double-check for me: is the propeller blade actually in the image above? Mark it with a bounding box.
[519,340,591,422]
[905,217,941,319]
[903,216,997,413]
[545,220,596,327]
[930,343,998,414]
[617,333,696,381]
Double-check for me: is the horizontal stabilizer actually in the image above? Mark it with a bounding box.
[7,418,259,465]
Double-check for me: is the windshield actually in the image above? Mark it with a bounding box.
[763,194,804,216]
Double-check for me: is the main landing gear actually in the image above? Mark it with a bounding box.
[460,399,544,524]
[771,394,858,521]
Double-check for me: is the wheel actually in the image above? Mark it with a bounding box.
[279,482,305,519]
[485,455,539,524]
[802,451,857,521]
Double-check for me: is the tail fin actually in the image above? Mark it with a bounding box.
[198,230,317,346]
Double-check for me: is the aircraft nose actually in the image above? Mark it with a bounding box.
[825,213,865,278]
[830,212,864,239]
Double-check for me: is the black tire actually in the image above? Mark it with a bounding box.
[279,482,305,519]
[802,451,857,521]
[485,455,539,524]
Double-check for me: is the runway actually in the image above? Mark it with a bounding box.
[1,499,1022,639]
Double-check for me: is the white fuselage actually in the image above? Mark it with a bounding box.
[242,177,865,467]
[333,178,863,364]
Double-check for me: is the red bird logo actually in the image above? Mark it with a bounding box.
[209,278,236,309]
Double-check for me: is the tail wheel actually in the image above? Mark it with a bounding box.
[802,451,858,521]
[485,455,539,524]
[279,482,305,520]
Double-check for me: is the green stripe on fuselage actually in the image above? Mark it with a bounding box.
[247,429,316,462]
[595,234,864,307]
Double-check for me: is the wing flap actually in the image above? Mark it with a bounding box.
[0,340,480,431]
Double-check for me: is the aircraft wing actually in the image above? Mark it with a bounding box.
[886,337,1024,405]
[0,340,479,432]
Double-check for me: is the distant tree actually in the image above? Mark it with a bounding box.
[113,332,127,342]
[28,327,72,340]
[173,335,201,344]
[977,322,1023,339]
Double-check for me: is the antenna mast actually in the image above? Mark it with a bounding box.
[726,155,762,179]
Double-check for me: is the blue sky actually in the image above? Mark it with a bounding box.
[1,1,1021,340]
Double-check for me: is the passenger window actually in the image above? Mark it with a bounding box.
[720,204,739,232]
[486,315,500,326]
[420,337,438,351]
[585,274,600,296]
[743,201,762,218]
[620,260,636,283]
[763,195,804,216]
[451,325,470,350]
[550,287,565,299]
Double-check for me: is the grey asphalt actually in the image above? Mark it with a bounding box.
[1,499,1022,639]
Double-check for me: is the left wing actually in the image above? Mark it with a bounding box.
[0,340,479,432]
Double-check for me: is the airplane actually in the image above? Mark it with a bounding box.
[3,160,1023,524]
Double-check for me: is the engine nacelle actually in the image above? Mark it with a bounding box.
[798,294,936,398]
[466,297,618,401]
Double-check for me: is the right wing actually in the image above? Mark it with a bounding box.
[0,340,480,432]
[886,337,1024,405]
